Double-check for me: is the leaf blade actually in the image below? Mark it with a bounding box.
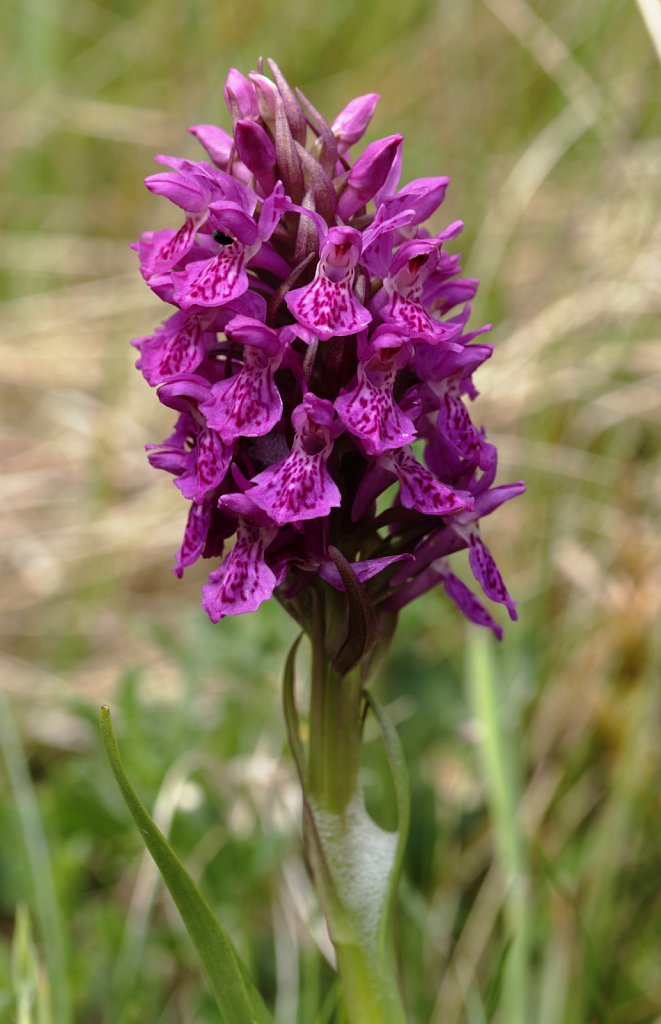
[99,706,272,1024]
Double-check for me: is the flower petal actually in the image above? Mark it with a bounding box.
[439,564,504,639]
[134,311,207,386]
[285,270,371,340]
[248,449,341,525]
[202,519,276,621]
[173,244,251,308]
[465,529,517,620]
[381,447,473,517]
[335,367,416,455]
[384,291,463,346]
[200,350,283,443]
[174,502,212,578]
[176,427,233,502]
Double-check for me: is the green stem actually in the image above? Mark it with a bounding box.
[293,615,408,1024]
[334,939,406,1024]
[307,656,363,813]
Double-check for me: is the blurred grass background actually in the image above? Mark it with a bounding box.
[1,0,660,1021]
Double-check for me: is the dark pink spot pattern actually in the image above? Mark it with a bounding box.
[335,370,412,455]
[285,271,371,340]
[248,396,341,526]
[385,291,461,345]
[202,518,277,621]
[174,243,251,309]
[176,427,233,503]
[436,381,490,467]
[285,226,371,341]
[135,312,206,386]
[438,562,504,640]
[201,345,283,443]
[174,502,212,578]
[381,447,473,517]
[464,528,517,620]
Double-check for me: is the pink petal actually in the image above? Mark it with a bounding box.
[200,352,283,444]
[248,449,341,525]
[176,428,232,502]
[335,369,416,455]
[285,271,371,340]
[385,291,462,347]
[134,312,207,386]
[173,245,251,309]
[382,447,473,517]
[174,502,211,577]
[439,565,504,640]
[137,218,200,278]
[438,389,486,464]
[202,520,276,621]
[465,531,517,620]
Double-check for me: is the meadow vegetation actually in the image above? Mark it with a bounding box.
[1,0,660,1020]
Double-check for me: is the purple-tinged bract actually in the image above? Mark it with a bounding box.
[132,60,523,636]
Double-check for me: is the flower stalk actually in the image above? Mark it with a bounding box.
[283,582,409,1023]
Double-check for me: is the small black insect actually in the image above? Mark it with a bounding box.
[213,230,234,246]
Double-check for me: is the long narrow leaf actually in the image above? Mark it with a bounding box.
[0,695,71,1024]
[99,706,272,1024]
[363,690,410,938]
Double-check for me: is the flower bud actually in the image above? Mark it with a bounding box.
[224,67,259,122]
[234,119,277,192]
[332,93,380,152]
[337,134,403,220]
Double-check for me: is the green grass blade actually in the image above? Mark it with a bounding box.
[466,632,530,1024]
[99,706,273,1024]
[0,696,71,1024]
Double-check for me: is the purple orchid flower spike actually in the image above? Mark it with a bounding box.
[285,226,372,340]
[132,59,522,639]
[130,61,524,1024]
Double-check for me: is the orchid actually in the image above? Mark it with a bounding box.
[123,58,524,1024]
[133,63,523,638]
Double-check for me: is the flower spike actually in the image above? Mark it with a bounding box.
[132,59,522,635]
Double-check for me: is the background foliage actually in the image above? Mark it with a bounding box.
[1,0,660,1021]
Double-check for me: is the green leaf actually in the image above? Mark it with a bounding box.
[362,691,410,944]
[327,546,377,676]
[282,633,305,782]
[99,706,273,1024]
